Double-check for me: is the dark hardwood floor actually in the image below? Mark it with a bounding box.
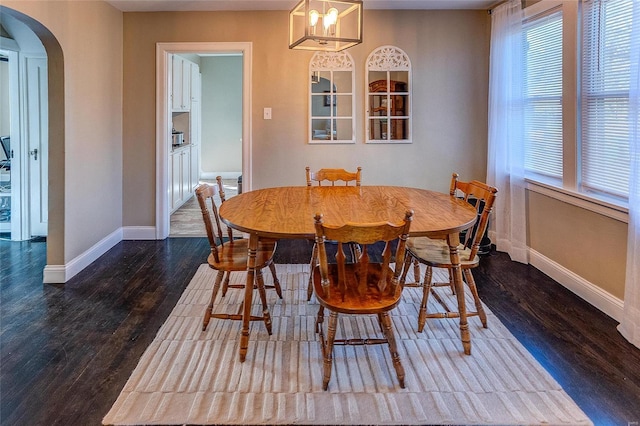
[1,237,639,425]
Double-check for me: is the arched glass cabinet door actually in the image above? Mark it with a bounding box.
[366,46,412,143]
[309,50,355,144]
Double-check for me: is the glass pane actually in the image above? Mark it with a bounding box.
[392,95,408,116]
[335,95,351,117]
[369,95,388,117]
[311,94,330,117]
[368,71,387,92]
[333,71,352,93]
[334,119,352,140]
[311,73,332,93]
[369,118,388,140]
[389,71,409,89]
[389,118,408,140]
[311,119,333,140]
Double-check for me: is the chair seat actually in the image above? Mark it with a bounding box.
[208,239,277,271]
[406,237,479,269]
[313,263,402,314]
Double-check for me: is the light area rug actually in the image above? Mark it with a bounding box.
[103,264,592,425]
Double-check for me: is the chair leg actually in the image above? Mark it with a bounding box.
[203,270,224,331]
[315,305,325,334]
[268,262,283,299]
[380,311,405,388]
[413,258,421,285]
[322,311,338,391]
[399,252,412,285]
[307,243,318,301]
[464,268,488,328]
[448,269,456,294]
[418,266,434,332]
[221,271,231,297]
[255,268,273,335]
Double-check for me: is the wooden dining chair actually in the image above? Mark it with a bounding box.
[305,166,362,301]
[195,183,282,333]
[214,176,280,297]
[399,173,497,338]
[305,166,362,187]
[312,210,413,390]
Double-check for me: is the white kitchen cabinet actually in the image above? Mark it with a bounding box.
[190,143,200,192]
[169,56,200,213]
[171,55,191,111]
[180,147,191,202]
[170,145,192,212]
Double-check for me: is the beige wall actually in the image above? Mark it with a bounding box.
[122,9,491,226]
[528,191,627,299]
[2,1,123,266]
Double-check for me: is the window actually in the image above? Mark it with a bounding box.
[581,0,634,200]
[523,9,563,180]
[522,0,635,212]
[365,46,412,143]
[309,51,355,144]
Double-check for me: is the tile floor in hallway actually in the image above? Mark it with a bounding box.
[169,179,237,237]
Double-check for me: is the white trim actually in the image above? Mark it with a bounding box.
[156,42,253,240]
[0,36,20,51]
[122,226,157,240]
[528,248,624,321]
[523,0,563,19]
[43,228,123,283]
[526,179,629,223]
[42,265,65,284]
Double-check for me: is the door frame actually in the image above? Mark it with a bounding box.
[155,42,252,239]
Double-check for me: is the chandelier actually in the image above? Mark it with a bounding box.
[289,0,363,52]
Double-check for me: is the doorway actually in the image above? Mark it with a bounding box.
[156,42,252,240]
[168,53,243,237]
[0,17,49,242]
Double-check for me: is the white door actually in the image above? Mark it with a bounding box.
[25,57,48,237]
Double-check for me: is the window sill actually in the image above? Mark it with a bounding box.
[524,178,629,224]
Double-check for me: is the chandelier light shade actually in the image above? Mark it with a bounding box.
[289,0,363,52]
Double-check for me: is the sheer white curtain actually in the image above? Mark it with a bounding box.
[618,0,640,349]
[486,0,528,263]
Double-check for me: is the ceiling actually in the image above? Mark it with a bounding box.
[105,0,496,12]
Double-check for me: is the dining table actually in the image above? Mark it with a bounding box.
[219,185,478,362]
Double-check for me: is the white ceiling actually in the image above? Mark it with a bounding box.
[105,0,496,12]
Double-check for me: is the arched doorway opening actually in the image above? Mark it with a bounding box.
[0,6,65,271]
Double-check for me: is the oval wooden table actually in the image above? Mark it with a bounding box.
[220,185,478,361]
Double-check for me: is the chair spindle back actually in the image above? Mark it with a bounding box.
[449,173,498,259]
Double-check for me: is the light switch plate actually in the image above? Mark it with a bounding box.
[263,107,272,120]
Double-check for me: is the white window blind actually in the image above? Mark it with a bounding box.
[582,0,634,199]
[523,9,563,179]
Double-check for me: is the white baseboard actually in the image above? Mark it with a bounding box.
[43,228,123,284]
[528,248,624,322]
[122,226,157,240]
[200,171,241,180]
